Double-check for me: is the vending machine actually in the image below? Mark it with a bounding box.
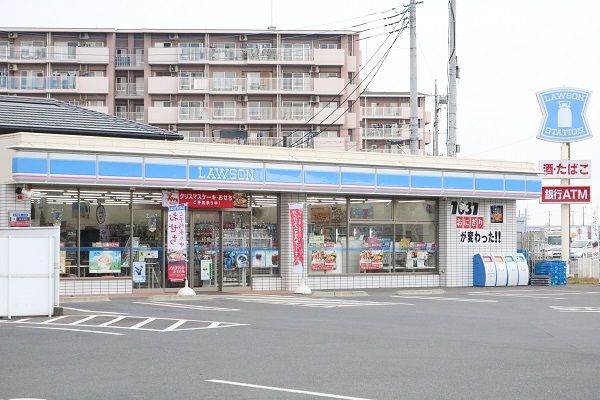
[515,253,530,286]
[492,254,508,286]
[503,254,519,286]
[473,254,497,287]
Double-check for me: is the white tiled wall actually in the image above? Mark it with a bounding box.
[60,278,133,296]
[0,184,30,227]
[439,198,517,287]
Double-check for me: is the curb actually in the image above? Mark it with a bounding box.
[146,295,214,302]
[312,290,369,297]
[395,288,445,296]
[60,296,111,303]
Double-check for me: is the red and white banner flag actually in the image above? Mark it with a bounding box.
[289,203,304,274]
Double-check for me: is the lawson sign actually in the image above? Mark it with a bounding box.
[537,88,592,142]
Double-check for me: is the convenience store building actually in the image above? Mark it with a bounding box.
[0,97,542,295]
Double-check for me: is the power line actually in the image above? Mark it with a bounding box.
[290,23,408,148]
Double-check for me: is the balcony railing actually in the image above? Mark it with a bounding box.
[48,46,77,61]
[211,107,246,121]
[166,47,314,63]
[0,76,75,90]
[115,52,145,67]
[0,45,108,63]
[179,47,208,62]
[364,107,404,117]
[7,46,47,60]
[179,76,209,90]
[209,77,245,92]
[362,127,409,139]
[279,47,314,61]
[178,107,208,121]
[280,77,314,91]
[247,107,274,121]
[115,82,145,97]
[115,111,145,122]
[278,107,314,121]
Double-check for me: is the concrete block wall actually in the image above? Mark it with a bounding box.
[439,198,517,287]
[0,184,30,227]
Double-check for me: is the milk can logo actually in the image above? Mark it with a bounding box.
[537,88,592,142]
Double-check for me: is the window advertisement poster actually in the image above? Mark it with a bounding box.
[289,203,304,274]
[9,211,32,227]
[359,249,384,270]
[253,249,267,268]
[200,259,212,280]
[132,261,146,283]
[167,204,187,282]
[89,250,122,273]
[490,205,504,223]
[266,250,279,268]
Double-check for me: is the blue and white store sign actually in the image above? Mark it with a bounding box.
[537,87,592,142]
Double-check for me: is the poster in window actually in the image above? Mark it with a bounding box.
[490,205,504,224]
[253,249,267,268]
[133,261,146,283]
[309,206,331,223]
[89,250,122,273]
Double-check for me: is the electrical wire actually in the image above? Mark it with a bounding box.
[290,22,408,148]
[269,13,408,148]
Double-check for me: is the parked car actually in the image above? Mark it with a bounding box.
[570,239,599,259]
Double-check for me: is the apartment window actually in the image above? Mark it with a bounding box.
[84,71,105,77]
[20,70,44,90]
[318,131,338,138]
[179,42,205,61]
[348,72,355,83]
[179,101,205,120]
[154,42,172,48]
[20,41,45,59]
[86,100,105,107]
[248,101,272,120]
[319,72,339,78]
[213,101,235,119]
[319,43,339,49]
[153,100,171,107]
[282,101,310,120]
[212,71,237,90]
[281,72,310,91]
[246,42,276,61]
[318,101,338,109]
[179,71,206,90]
[281,42,311,61]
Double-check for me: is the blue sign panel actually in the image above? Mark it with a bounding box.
[537,88,592,142]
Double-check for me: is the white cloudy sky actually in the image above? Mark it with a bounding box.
[2,0,599,228]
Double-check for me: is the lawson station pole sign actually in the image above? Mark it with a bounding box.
[537,88,592,142]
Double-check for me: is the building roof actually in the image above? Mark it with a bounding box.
[0,27,357,35]
[0,96,181,141]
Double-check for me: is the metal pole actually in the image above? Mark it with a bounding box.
[76,188,81,277]
[129,190,134,279]
[561,143,570,274]
[218,211,224,292]
[409,0,419,155]
[447,0,458,157]
[433,80,439,156]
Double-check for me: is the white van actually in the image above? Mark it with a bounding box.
[570,239,599,259]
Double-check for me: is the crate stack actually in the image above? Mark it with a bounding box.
[534,260,567,285]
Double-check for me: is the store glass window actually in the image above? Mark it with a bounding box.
[251,194,280,276]
[307,197,347,275]
[393,200,438,272]
[131,191,164,288]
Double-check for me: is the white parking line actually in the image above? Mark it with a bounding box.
[134,301,240,311]
[130,318,156,329]
[550,306,600,313]
[222,295,411,308]
[98,316,127,327]
[18,325,124,336]
[206,379,374,400]
[468,292,568,300]
[392,295,497,303]
[62,307,128,315]
[39,315,71,324]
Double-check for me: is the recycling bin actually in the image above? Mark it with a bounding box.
[504,254,519,286]
[473,254,497,287]
[515,253,530,286]
[492,254,508,286]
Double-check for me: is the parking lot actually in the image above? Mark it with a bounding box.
[1,285,600,400]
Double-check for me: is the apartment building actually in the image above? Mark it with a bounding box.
[0,28,431,153]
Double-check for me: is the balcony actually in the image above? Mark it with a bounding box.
[362,127,410,140]
[5,46,47,62]
[115,53,145,68]
[363,106,409,118]
[313,48,345,66]
[1,45,109,63]
[115,82,145,98]
[116,111,145,122]
[147,46,317,64]
[210,78,245,92]
[0,76,107,93]
[210,107,245,121]
[313,77,344,94]
[280,77,314,92]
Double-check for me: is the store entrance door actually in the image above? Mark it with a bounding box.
[190,210,251,291]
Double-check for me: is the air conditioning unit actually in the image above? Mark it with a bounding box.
[8,32,18,39]
[309,95,320,103]
[169,33,179,40]
[168,65,179,73]
[239,34,248,42]
[310,65,320,73]
[79,33,90,40]
[238,95,248,102]
[8,64,18,71]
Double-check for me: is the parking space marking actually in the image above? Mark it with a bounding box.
[62,307,128,315]
[0,314,247,333]
[134,301,240,312]
[221,295,412,308]
[392,295,498,303]
[18,325,124,336]
[206,379,374,400]
[550,306,600,313]
[468,291,568,300]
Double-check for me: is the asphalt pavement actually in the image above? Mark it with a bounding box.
[1,285,600,400]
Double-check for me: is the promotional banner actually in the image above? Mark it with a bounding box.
[89,250,122,273]
[132,261,146,283]
[167,204,187,282]
[8,211,31,227]
[289,203,304,274]
[166,190,249,209]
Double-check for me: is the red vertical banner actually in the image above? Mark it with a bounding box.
[289,203,304,274]
[167,204,187,282]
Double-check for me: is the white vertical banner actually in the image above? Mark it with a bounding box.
[167,204,187,282]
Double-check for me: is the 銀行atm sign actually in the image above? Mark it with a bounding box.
[540,186,591,203]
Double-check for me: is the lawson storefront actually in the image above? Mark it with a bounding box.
[1,132,542,296]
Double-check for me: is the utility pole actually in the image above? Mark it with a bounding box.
[433,80,439,156]
[447,0,458,157]
[409,0,419,155]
